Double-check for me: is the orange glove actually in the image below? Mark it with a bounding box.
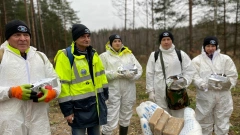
[38,85,57,102]
[10,84,37,100]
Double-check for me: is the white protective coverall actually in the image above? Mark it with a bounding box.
[100,43,142,135]
[146,44,195,118]
[192,47,238,135]
[0,45,61,135]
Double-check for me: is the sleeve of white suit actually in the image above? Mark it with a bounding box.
[99,53,122,81]
[180,51,196,87]
[128,53,143,81]
[222,56,238,90]
[146,52,155,93]
[192,57,208,90]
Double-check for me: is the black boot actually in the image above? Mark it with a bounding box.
[119,125,128,135]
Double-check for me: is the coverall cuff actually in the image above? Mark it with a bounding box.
[146,89,154,93]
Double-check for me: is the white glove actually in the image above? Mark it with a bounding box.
[116,73,124,79]
[199,82,208,91]
[220,78,232,90]
[170,78,187,90]
[166,78,174,88]
[208,80,222,90]
[140,118,153,135]
[148,91,156,102]
[175,78,187,85]
[123,70,135,79]
[110,71,124,80]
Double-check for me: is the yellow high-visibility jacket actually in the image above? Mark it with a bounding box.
[54,43,108,128]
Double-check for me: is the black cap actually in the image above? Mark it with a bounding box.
[109,34,122,46]
[72,24,91,41]
[203,36,218,48]
[5,19,31,40]
[159,31,174,42]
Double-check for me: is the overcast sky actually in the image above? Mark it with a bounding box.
[68,0,124,31]
[67,1,237,32]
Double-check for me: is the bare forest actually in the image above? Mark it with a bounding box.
[1,0,240,134]
[1,0,240,58]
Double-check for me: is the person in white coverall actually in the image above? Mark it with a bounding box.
[0,19,61,135]
[192,36,238,135]
[146,31,195,118]
[100,34,142,135]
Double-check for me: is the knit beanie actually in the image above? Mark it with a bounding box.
[109,34,122,46]
[159,31,174,42]
[5,19,31,40]
[72,24,91,41]
[203,36,218,48]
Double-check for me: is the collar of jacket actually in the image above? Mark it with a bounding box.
[105,41,131,56]
[159,44,175,53]
[201,46,220,60]
[70,42,96,60]
[7,44,30,56]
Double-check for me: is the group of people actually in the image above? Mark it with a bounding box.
[146,31,238,135]
[0,19,237,135]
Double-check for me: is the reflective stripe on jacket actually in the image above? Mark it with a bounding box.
[54,43,108,128]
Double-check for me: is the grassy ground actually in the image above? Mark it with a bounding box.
[49,57,240,135]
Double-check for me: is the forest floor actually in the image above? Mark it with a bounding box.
[49,57,240,135]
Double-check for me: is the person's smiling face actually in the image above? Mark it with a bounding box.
[8,32,30,53]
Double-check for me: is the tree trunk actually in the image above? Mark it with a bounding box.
[214,0,218,36]
[1,0,7,42]
[146,0,150,54]
[132,0,136,52]
[37,0,46,53]
[3,0,7,24]
[223,0,226,54]
[24,0,30,26]
[146,0,148,29]
[30,0,37,47]
[233,0,239,56]
[63,15,67,48]
[189,0,193,58]
[164,0,166,30]
[133,0,135,30]
[151,0,154,29]
[124,0,127,30]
